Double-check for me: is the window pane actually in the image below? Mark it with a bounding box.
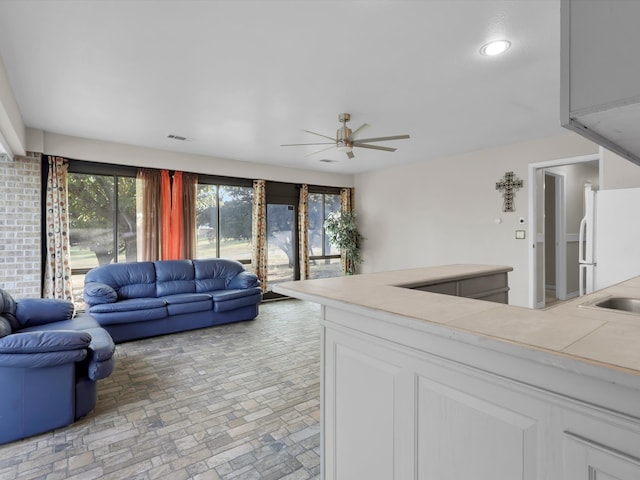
[324,194,341,255]
[309,257,342,279]
[219,186,253,261]
[117,176,137,263]
[267,204,295,287]
[308,193,324,257]
[196,184,218,259]
[68,173,115,269]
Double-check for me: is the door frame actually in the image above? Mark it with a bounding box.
[527,153,601,308]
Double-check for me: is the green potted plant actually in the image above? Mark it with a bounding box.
[324,210,364,275]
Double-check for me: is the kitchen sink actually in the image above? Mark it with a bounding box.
[593,297,640,314]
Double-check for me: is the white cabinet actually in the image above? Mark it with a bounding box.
[561,0,640,166]
[321,306,640,480]
[564,432,640,480]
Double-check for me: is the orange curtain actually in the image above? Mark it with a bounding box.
[161,170,172,259]
[167,171,183,259]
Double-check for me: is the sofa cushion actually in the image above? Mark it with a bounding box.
[228,271,260,290]
[194,259,246,292]
[83,282,118,305]
[89,298,168,326]
[0,317,12,338]
[15,299,75,328]
[85,262,157,299]
[210,288,263,313]
[155,260,196,296]
[89,297,166,313]
[162,293,213,316]
[0,330,92,354]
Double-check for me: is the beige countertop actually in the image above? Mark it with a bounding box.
[273,264,640,377]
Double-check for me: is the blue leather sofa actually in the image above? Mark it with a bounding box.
[0,289,115,445]
[83,258,262,343]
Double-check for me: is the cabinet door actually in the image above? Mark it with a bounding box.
[564,432,640,480]
[324,326,415,480]
[416,373,540,480]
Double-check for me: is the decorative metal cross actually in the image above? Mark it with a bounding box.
[496,171,523,212]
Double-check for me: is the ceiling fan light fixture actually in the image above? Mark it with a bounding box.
[479,39,511,56]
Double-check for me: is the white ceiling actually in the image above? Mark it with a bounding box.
[0,0,564,175]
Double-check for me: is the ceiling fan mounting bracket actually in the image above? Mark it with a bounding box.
[338,113,351,123]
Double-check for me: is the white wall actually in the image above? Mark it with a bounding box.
[36,131,354,188]
[600,146,640,190]
[354,132,600,307]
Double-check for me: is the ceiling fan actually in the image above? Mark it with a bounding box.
[281,113,410,159]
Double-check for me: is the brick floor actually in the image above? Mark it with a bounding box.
[0,300,321,480]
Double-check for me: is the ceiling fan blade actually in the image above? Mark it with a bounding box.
[353,143,397,152]
[281,142,335,146]
[305,145,338,157]
[353,134,410,143]
[301,129,336,142]
[347,123,370,141]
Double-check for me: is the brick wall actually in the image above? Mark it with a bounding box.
[0,153,41,298]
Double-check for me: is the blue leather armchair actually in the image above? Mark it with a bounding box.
[0,289,115,445]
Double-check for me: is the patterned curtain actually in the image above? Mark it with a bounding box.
[340,187,354,275]
[43,156,73,300]
[298,184,309,280]
[252,179,267,292]
[182,173,198,259]
[136,169,162,261]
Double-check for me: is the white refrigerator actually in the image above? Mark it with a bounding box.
[579,186,640,294]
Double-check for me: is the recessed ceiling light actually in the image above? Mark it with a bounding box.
[479,40,511,56]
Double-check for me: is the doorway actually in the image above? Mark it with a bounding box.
[543,171,565,307]
[528,154,600,308]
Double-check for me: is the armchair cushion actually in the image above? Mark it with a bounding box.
[0,330,91,354]
[0,350,88,369]
[0,289,19,331]
[15,299,75,328]
[0,317,11,338]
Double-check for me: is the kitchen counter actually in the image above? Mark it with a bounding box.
[274,265,640,479]
[274,264,640,379]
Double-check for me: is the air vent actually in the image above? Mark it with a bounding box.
[167,134,188,141]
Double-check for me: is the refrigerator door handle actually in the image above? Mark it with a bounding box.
[578,215,587,263]
[579,264,584,297]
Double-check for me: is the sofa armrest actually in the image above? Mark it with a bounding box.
[84,282,118,306]
[0,330,92,354]
[227,271,260,289]
[15,299,75,328]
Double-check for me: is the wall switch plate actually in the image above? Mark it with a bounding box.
[515,230,526,239]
